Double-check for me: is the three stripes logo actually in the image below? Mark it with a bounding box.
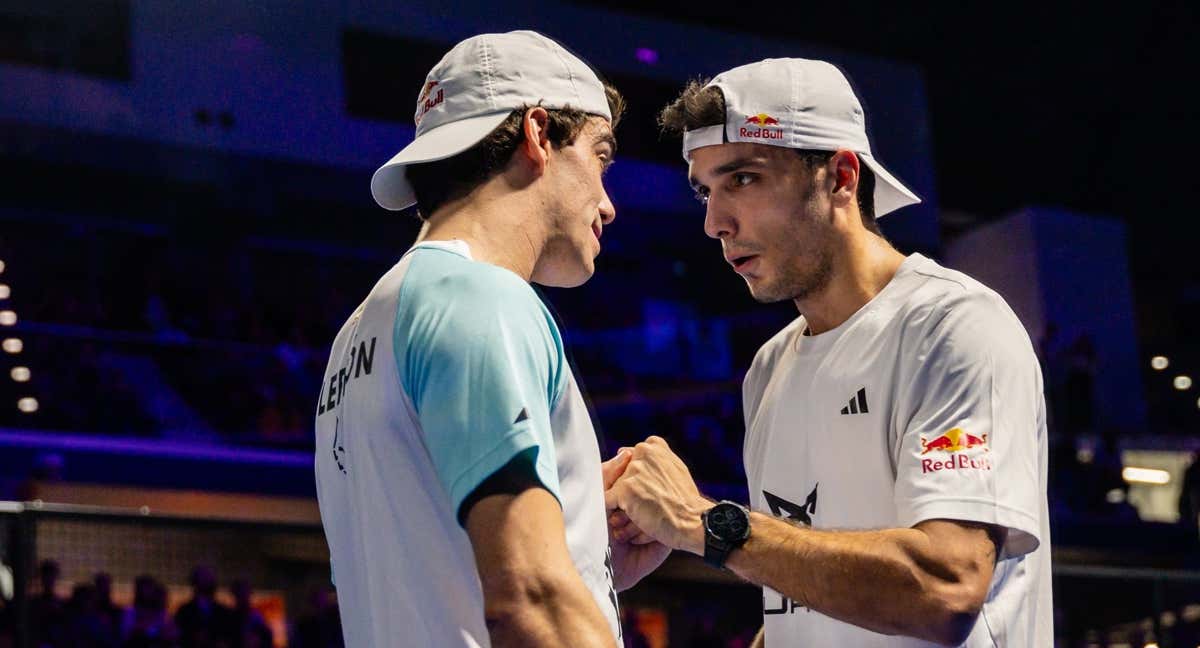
[840,388,869,415]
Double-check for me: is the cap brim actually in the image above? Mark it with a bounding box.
[370,111,513,211]
[859,153,921,218]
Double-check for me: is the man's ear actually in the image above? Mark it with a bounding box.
[517,106,553,175]
[829,149,860,208]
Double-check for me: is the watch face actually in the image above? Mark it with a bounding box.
[706,502,749,541]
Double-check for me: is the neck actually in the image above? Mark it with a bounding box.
[420,181,544,282]
[794,232,906,335]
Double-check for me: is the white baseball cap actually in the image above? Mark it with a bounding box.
[371,30,612,211]
[681,58,921,217]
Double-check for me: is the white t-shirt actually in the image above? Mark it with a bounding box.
[743,253,1052,647]
[314,241,620,647]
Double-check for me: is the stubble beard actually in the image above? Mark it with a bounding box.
[749,246,833,304]
[749,183,834,304]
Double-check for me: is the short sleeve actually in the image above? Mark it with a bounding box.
[395,252,565,524]
[894,292,1045,559]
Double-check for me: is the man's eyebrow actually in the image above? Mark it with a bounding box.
[592,131,618,154]
[688,156,768,190]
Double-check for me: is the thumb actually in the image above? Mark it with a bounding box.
[601,448,633,490]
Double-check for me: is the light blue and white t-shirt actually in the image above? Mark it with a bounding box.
[314,240,620,647]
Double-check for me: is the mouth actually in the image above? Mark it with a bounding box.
[728,254,759,274]
[591,223,602,242]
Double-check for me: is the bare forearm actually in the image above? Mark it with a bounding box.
[468,487,618,648]
[725,513,986,645]
[486,578,616,648]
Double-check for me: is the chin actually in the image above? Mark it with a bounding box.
[535,259,594,288]
[745,277,789,304]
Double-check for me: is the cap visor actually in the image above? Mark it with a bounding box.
[859,153,921,218]
[370,111,513,211]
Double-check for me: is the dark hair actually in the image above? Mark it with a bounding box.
[659,80,879,232]
[406,83,626,220]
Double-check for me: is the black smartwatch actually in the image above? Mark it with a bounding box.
[701,500,751,569]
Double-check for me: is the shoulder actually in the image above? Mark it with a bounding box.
[395,249,565,391]
[396,248,559,346]
[898,257,1035,361]
[401,248,546,314]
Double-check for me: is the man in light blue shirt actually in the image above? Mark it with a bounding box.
[314,31,668,647]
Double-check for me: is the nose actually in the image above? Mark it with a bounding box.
[599,189,616,225]
[702,193,735,240]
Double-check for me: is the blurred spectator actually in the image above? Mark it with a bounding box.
[1179,453,1200,540]
[229,579,272,648]
[1060,333,1098,439]
[174,566,234,648]
[1069,428,1138,521]
[122,575,178,648]
[290,586,342,648]
[93,573,124,641]
[30,560,64,647]
[61,583,119,647]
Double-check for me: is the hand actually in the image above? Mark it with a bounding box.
[602,449,671,591]
[604,437,710,555]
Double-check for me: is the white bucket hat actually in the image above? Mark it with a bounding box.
[681,58,921,217]
[370,30,612,211]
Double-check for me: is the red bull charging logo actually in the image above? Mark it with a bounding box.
[919,427,991,474]
[739,113,783,140]
[415,80,445,126]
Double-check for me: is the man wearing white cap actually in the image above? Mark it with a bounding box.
[314,31,667,647]
[605,59,1052,646]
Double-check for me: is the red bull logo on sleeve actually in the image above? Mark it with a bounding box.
[739,113,783,140]
[919,427,991,474]
[415,80,445,126]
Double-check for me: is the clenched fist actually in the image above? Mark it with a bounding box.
[603,436,710,556]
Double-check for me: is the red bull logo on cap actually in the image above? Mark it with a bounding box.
[919,427,991,474]
[415,80,445,126]
[739,113,783,141]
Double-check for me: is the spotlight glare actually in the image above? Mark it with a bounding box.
[17,397,37,413]
[2,338,21,354]
[1122,466,1171,485]
[1151,356,1169,370]
[10,366,29,382]
[0,310,15,326]
[1174,375,1193,390]
[0,259,5,274]
[635,47,659,65]
[0,284,8,299]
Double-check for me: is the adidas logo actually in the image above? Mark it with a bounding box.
[839,388,869,415]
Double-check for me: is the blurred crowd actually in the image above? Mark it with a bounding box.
[0,561,342,648]
[4,210,1198,537]
[0,560,769,648]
